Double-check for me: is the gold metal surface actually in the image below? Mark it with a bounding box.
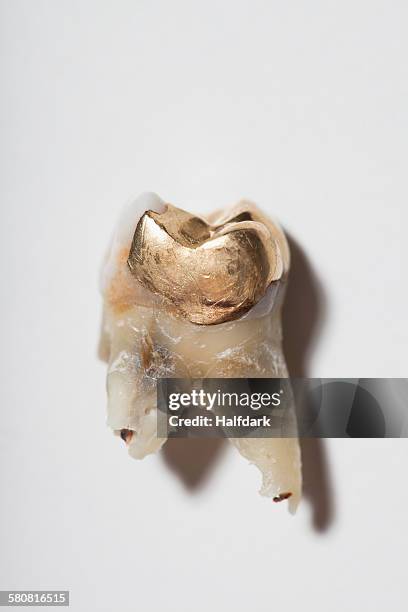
[127,202,289,325]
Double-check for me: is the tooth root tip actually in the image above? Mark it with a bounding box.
[120,429,133,444]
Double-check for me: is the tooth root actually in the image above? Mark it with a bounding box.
[100,193,302,510]
[232,437,302,513]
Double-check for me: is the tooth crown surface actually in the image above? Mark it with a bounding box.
[127,202,288,325]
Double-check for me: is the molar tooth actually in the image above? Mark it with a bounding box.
[100,193,302,510]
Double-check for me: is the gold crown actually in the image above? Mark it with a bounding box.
[127,201,289,325]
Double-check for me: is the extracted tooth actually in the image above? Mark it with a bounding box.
[100,192,302,511]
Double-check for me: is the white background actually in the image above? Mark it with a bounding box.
[1,1,407,611]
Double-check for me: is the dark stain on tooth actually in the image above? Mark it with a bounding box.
[120,429,133,443]
[273,492,292,503]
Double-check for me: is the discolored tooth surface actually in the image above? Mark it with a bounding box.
[120,429,133,444]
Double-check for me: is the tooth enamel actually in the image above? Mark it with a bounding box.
[100,193,302,511]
